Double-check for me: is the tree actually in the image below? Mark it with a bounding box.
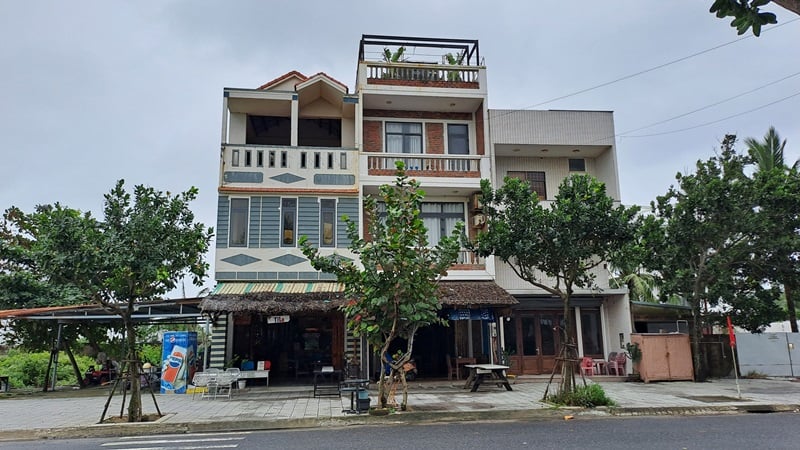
[471,174,639,399]
[709,1,800,36]
[300,164,461,410]
[0,181,212,421]
[1,205,106,388]
[647,136,785,381]
[745,127,800,332]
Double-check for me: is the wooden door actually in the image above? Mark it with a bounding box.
[506,312,562,375]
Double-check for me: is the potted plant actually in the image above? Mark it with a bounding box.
[624,342,642,381]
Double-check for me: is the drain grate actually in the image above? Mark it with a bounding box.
[685,395,749,403]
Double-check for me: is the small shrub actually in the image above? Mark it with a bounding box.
[0,349,95,389]
[744,370,767,379]
[546,383,616,408]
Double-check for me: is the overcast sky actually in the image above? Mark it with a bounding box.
[2,1,798,296]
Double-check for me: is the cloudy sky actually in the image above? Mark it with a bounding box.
[2,1,798,296]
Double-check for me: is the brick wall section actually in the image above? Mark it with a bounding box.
[364,110,471,121]
[475,104,485,156]
[426,123,444,154]
[363,120,382,153]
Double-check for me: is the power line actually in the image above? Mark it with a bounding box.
[621,90,800,138]
[498,17,799,115]
[615,70,800,137]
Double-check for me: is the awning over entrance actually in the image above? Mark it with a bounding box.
[200,282,347,315]
[437,281,518,307]
[200,280,517,315]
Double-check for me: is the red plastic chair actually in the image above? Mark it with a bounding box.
[580,357,595,376]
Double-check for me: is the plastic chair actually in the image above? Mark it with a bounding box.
[607,352,624,376]
[446,355,458,381]
[580,357,595,376]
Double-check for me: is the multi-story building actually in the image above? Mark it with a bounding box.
[201,35,631,381]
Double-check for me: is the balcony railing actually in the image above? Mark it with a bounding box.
[222,144,358,188]
[363,153,482,178]
[365,62,480,87]
[455,249,485,267]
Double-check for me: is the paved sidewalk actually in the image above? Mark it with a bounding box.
[1,377,799,441]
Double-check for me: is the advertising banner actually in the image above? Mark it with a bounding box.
[160,331,197,394]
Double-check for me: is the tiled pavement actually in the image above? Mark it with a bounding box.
[1,377,799,440]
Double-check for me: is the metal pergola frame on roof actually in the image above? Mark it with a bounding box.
[358,34,481,66]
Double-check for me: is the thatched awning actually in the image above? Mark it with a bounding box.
[437,281,518,307]
[200,282,346,315]
[200,280,517,315]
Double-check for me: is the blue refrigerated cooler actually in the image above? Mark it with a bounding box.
[160,331,197,394]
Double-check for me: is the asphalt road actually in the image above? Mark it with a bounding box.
[3,413,798,449]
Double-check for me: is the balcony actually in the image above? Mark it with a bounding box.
[361,153,486,179]
[365,62,480,89]
[221,144,358,190]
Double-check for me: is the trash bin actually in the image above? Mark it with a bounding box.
[356,389,370,412]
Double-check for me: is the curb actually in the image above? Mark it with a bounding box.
[1,403,798,442]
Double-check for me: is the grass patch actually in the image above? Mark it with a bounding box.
[545,383,616,408]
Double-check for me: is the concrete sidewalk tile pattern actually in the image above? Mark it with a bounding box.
[1,378,799,439]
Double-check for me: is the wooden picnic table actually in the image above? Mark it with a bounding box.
[463,364,513,392]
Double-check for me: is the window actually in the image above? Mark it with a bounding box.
[257,150,264,167]
[507,171,547,200]
[244,150,252,167]
[281,198,297,246]
[229,198,249,247]
[376,201,463,247]
[340,152,347,169]
[447,124,469,155]
[320,199,336,247]
[301,152,307,169]
[569,158,586,172]
[280,151,287,168]
[385,122,423,154]
[581,309,604,356]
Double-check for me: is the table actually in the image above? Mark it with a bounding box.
[339,378,370,414]
[463,364,513,392]
[238,369,270,387]
[313,367,342,397]
[592,359,607,375]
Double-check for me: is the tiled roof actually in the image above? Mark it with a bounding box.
[257,70,307,90]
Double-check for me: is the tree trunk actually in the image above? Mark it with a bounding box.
[785,283,798,333]
[690,301,706,382]
[558,292,576,396]
[125,319,142,422]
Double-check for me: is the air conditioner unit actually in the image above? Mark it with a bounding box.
[472,214,486,228]
[470,193,484,211]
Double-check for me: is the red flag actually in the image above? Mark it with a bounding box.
[727,316,736,348]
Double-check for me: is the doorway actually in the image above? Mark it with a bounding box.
[504,312,564,375]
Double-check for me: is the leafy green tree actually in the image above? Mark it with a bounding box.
[471,174,639,399]
[300,164,461,410]
[745,127,800,332]
[709,1,799,36]
[647,136,785,381]
[0,181,212,421]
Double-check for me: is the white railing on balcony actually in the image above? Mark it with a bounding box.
[456,249,485,266]
[366,62,479,84]
[222,144,358,188]
[364,153,481,176]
